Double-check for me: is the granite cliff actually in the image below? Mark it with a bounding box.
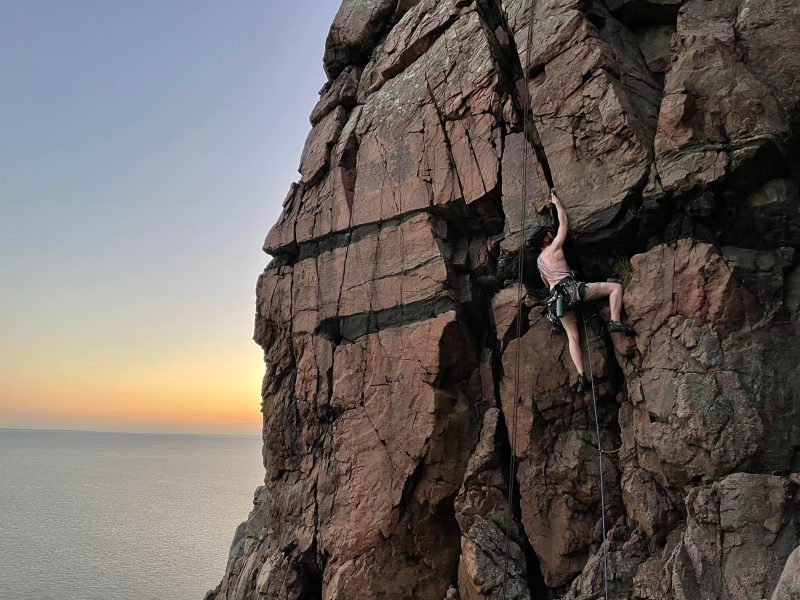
[208,0,800,598]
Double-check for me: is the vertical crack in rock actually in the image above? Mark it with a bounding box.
[425,74,467,203]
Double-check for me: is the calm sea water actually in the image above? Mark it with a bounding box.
[0,428,264,600]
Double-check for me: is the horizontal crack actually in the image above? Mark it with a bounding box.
[315,295,460,344]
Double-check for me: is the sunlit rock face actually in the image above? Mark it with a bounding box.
[208,1,800,598]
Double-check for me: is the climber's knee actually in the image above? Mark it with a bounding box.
[583,281,620,302]
[563,318,580,346]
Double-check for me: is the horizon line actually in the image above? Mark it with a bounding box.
[0,426,262,437]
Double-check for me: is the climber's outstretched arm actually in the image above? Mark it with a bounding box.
[550,189,568,249]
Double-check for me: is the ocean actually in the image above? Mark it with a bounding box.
[0,428,264,600]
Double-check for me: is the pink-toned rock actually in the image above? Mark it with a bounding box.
[498,310,622,587]
[323,0,397,77]
[310,66,361,126]
[299,105,347,184]
[318,311,480,598]
[358,0,465,97]
[292,213,452,333]
[564,523,651,599]
[633,25,673,73]
[266,2,508,253]
[735,0,800,124]
[491,285,525,347]
[502,0,659,235]
[654,0,800,194]
[621,466,679,541]
[351,8,505,228]
[455,408,530,599]
[619,240,798,486]
[500,133,550,251]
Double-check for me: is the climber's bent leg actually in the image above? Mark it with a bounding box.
[582,281,623,321]
[583,281,636,336]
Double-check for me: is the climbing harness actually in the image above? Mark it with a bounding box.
[544,276,582,330]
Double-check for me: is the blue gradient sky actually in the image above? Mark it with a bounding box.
[0,1,340,433]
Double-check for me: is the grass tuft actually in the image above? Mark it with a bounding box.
[612,257,634,290]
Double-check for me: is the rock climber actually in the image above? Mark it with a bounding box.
[537,189,636,393]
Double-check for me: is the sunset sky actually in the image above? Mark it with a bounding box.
[0,1,340,434]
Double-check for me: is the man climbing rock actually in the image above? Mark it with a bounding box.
[537,189,636,393]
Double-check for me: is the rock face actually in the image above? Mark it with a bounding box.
[208,0,800,598]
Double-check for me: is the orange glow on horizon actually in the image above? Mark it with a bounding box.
[0,342,265,434]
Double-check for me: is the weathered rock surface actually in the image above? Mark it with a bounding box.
[502,0,661,236]
[618,241,798,486]
[654,0,800,196]
[657,473,799,600]
[454,408,530,599]
[323,0,398,78]
[209,0,800,598]
[496,309,622,588]
[774,545,800,600]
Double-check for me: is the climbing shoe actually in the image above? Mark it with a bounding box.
[576,373,588,394]
[607,320,636,337]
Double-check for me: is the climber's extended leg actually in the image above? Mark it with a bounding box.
[560,311,587,392]
[582,282,636,336]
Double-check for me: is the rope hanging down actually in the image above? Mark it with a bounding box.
[500,0,536,596]
[581,313,610,600]
[498,2,612,598]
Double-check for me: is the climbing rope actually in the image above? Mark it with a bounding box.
[500,0,536,596]
[498,2,613,598]
[581,312,610,600]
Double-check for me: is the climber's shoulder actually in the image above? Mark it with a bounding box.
[542,245,564,261]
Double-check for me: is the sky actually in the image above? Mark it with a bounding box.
[0,1,340,434]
